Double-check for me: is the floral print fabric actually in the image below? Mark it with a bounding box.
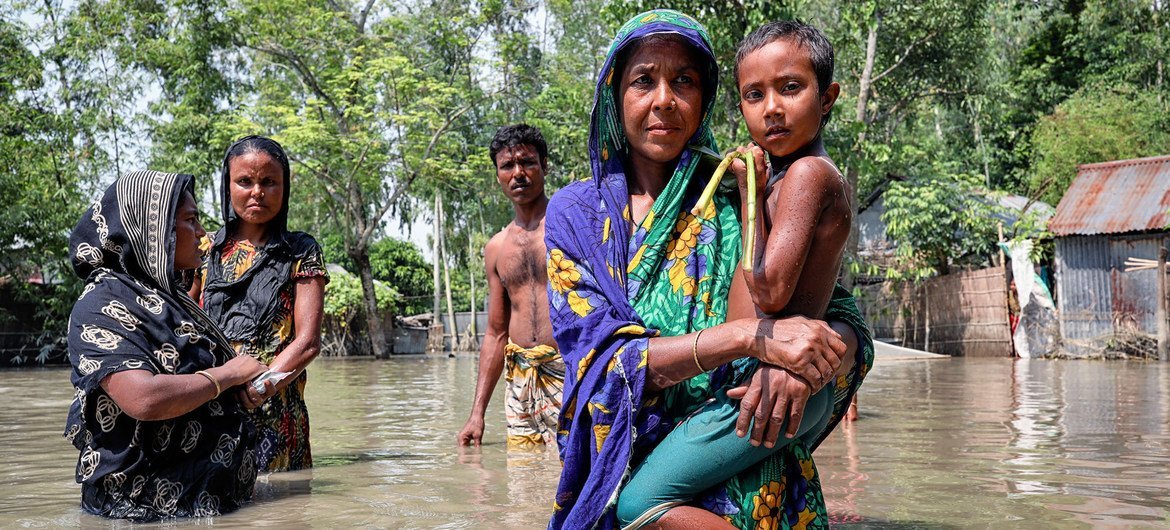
[504,341,565,448]
[544,9,874,530]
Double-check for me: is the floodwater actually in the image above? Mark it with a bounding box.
[1,356,1168,528]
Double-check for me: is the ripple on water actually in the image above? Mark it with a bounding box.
[2,357,1168,527]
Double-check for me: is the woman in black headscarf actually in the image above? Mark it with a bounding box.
[193,136,328,472]
[65,170,267,521]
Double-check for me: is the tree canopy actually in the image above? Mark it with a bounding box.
[2,0,1166,355]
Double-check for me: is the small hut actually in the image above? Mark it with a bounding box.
[1049,155,1170,357]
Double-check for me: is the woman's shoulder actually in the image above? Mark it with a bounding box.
[550,179,601,207]
[547,180,607,236]
[72,269,148,312]
[280,231,324,258]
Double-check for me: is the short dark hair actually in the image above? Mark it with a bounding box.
[489,124,548,167]
[734,20,835,96]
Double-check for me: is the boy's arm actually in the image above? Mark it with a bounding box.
[457,236,510,446]
[742,156,842,315]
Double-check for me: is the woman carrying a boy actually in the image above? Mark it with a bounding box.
[544,10,872,530]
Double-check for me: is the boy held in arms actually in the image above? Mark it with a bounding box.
[613,22,862,529]
[725,19,854,439]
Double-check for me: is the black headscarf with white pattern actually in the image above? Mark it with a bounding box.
[64,170,255,521]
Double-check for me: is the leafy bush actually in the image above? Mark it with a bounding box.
[323,268,397,321]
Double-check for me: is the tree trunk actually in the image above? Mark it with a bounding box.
[843,16,879,287]
[440,198,457,352]
[430,194,443,354]
[352,247,388,359]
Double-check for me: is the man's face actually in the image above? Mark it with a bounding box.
[494,144,547,206]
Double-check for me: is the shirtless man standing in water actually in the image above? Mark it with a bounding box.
[457,124,564,449]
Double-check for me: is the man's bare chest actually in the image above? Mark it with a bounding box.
[497,235,546,291]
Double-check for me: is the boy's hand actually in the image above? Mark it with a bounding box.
[729,144,768,196]
[728,364,813,446]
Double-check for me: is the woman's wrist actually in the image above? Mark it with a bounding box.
[209,365,244,387]
[729,318,759,359]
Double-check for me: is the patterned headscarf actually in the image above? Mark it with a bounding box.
[72,170,195,295]
[65,171,255,520]
[69,170,233,354]
[588,9,719,187]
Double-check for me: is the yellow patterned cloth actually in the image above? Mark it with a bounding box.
[504,341,565,448]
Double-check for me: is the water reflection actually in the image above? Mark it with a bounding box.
[817,357,1170,528]
[1,357,1167,527]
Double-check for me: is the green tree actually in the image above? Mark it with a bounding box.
[1028,84,1170,205]
[321,234,435,316]
[881,171,1003,278]
[228,0,489,357]
[0,12,95,335]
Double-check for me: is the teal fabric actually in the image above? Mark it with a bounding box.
[616,382,834,526]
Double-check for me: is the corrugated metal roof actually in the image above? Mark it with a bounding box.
[1049,155,1170,236]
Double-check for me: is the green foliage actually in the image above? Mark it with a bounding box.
[321,234,434,315]
[882,172,1003,278]
[0,15,87,332]
[323,268,397,320]
[1028,84,1170,205]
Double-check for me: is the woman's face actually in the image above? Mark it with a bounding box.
[228,151,285,227]
[173,191,206,270]
[618,38,705,169]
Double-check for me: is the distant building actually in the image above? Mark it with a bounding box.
[1049,155,1170,357]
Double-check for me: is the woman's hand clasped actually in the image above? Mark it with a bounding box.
[239,379,275,410]
[219,355,270,410]
[748,315,846,388]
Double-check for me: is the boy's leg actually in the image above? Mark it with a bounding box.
[615,385,833,527]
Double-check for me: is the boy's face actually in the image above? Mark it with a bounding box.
[737,38,839,159]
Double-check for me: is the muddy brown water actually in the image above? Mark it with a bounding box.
[1,357,1167,528]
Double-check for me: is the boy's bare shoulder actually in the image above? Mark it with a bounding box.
[782,155,845,191]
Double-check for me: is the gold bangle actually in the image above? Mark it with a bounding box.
[196,370,221,398]
[692,328,707,373]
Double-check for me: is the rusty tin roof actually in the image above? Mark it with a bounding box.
[1049,155,1170,236]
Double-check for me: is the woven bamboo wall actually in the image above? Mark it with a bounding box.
[858,265,1013,357]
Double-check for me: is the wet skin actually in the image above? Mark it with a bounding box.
[729,37,850,320]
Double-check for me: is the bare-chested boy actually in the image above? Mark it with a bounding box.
[726,20,855,429]
[457,124,564,449]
